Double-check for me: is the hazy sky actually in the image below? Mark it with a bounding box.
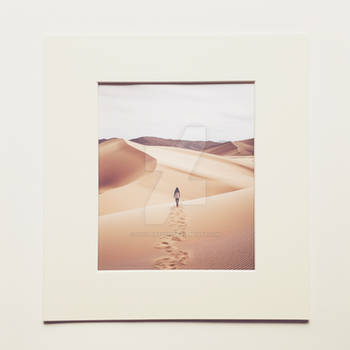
[99,83,254,142]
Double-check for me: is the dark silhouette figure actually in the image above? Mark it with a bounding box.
[174,187,180,207]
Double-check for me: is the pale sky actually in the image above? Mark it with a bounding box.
[98,83,254,142]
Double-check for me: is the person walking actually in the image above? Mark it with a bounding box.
[174,187,180,207]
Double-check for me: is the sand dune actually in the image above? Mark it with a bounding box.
[127,141,253,187]
[99,139,253,215]
[98,188,254,270]
[98,137,254,270]
[99,163,238,215]
[99,139,157,193]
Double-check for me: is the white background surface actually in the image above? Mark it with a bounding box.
[0,0,349,349]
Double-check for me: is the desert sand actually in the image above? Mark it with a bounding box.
[98,137,254,270]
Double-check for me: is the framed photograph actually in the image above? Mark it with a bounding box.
[98,81,255,271]
[44,36,309,321]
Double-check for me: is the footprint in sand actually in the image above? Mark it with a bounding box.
[153,205,189,269]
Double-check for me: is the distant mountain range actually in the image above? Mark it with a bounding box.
[130,136,221,151]
[99,136,254,156]
[205,139,254,156]
[131,136,254,156]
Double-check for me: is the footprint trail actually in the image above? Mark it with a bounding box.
[153,206,189,269]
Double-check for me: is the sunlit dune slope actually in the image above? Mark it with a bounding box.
[98,139,254,215]
[98,188,254,270]
[127,141,254,188]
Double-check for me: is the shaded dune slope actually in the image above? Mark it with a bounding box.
[99,139,157,193]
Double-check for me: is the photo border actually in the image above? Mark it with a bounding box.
[44,36,309,321]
